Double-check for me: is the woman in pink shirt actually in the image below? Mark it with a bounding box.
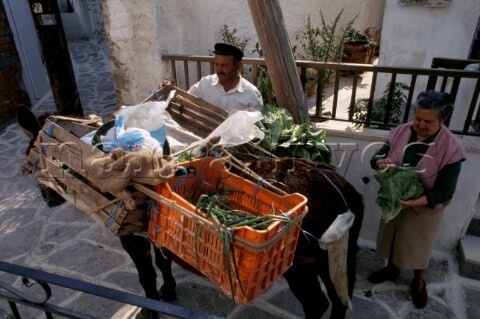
[368,91,466,309]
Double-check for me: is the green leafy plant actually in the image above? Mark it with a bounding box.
[251,42,277,105]
[219,25,249,51]
[352,82,410,128]
[294,9,357,63]
[293,9,358,97]
[344,27,377,48]
[254,104,333,165]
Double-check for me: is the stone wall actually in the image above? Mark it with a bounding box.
[0,1,29,123]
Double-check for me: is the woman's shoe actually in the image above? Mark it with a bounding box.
[368,266,400,283]
[411,279,428,309]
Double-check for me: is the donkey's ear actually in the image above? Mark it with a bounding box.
[18,104,41,140]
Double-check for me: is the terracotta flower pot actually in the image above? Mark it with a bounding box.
[342,43,375,64]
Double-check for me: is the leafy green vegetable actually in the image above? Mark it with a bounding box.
[255,104,333,165]
[176,150,195,162]
[374,166,424,223]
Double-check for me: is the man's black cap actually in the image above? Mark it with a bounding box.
[213,43,244,60]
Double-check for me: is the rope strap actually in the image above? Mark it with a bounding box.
[106,199,124,229]
[42,122,55,137]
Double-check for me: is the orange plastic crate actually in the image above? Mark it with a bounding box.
[147,157,308,304]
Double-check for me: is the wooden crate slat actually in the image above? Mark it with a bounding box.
[43,119,103,157]
[172,95,227,124]
[39,156,128,234]
[35,131,89,179]
[52,118,98,137]
[174,87,229,118]
[168,102,222,134]
[168,108,212,138]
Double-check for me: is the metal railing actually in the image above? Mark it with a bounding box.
[0,260,223,319]
[161,55,480,136]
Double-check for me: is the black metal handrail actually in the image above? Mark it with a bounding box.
[161,55,480,136]
[0,260,224,319]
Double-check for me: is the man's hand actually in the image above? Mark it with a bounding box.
[158,79,176,90]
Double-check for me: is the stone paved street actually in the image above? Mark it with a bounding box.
[1,38,479,318]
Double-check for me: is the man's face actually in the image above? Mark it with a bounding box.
[214,55,240,84]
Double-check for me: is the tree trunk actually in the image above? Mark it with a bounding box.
[28,0,83,117]
[247,0,309,124]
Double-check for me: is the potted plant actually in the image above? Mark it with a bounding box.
[352,82,409,129]
[342,27,377,64]
[293,9,358,96]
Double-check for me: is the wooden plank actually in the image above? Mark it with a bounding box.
[168,112,211,138]
[174,87,229,118]
[247,0,309,124]
[172,95,226,124]
[43,119,104,157]
[22,147,43,176]
[39,155,128,234]
[35,131,88,179]
[51,118,97,138]
[168,101,223,132]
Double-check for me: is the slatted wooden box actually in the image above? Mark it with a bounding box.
[22,118,140,235]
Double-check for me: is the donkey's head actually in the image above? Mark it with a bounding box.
[18,104,66,207]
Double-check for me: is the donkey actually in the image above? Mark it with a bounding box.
[241,158,364,319]
[18,105,364,319]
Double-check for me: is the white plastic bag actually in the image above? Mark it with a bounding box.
[203,110,264,147]
[191,110,264,156]
[113,101,168,153]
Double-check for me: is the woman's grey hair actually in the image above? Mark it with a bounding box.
[415,90,454,121]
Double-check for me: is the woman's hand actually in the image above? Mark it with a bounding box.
[400,195,428,208]
[375,158,395,170]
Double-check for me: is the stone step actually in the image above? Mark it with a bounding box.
[476,195,480,218]
[465,194,480,236]
[458,235,480,280]
[466,216,480,236]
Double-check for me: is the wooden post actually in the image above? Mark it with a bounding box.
[27,0,83,117]
[247,0,310,124]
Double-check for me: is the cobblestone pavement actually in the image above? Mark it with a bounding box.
[1,38,479,319]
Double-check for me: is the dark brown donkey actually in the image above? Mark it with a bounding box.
[18,105,364,319]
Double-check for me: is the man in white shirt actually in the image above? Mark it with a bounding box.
[187,43,263,114]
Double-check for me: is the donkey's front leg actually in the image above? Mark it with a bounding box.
[119,234,160,300]
[153,246,176,301]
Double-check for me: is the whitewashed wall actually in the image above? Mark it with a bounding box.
[375,0,480,97]
[100,0,385,105]
[380,1,478,68]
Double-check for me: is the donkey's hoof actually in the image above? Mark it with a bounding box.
[159,285,176,302]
